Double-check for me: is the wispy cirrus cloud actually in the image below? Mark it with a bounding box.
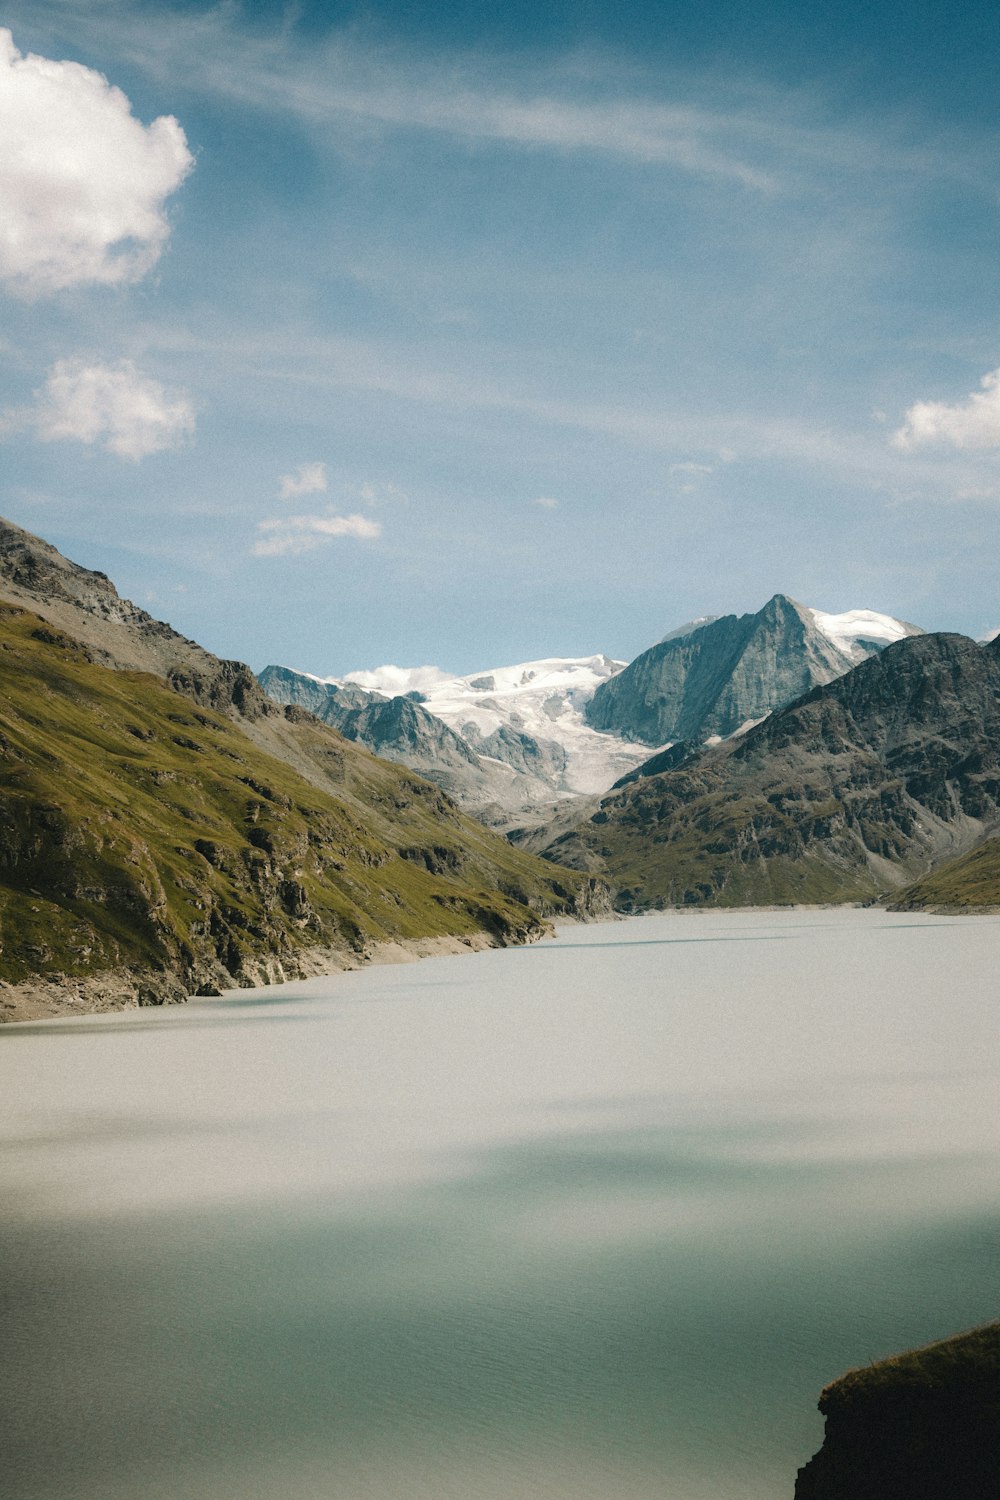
[253,512,382,557]
[0,6,813,194]
[893,367,1000,451]
[0,27,192,296]
[16,0,992,204]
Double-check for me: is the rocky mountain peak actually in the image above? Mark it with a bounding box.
[585,592,921,747]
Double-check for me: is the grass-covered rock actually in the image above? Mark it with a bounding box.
[889,835,1000,911]
[0,601,600,1016]
[795,1322,1000,1499]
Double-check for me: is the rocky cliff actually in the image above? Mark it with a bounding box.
[795,1323,1000,1499]
[585,594,921,746]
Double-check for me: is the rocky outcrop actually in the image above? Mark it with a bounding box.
[794,1323,1000,1499]
[585,594,920,746]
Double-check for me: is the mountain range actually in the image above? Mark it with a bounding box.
[2,511,997,1023]
[260,595,921,821]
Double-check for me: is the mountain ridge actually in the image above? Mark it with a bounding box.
[585,593,922,747]
[524,630,1000,909]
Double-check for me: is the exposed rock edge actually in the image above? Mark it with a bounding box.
[0,930,523,1024]
[794,1321,1000,1499]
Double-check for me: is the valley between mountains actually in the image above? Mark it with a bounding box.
[1,510,998,1021]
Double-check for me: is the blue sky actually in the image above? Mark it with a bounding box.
[2,0,1000,675]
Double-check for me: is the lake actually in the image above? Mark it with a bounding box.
[2,908,998,1499]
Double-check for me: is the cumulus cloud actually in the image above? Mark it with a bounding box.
[893,368,1000,451]
[0,28,193,295]
[253,512,382,557]
[279,461,327,499]
[28,358,195,459]
[534,495,559,508]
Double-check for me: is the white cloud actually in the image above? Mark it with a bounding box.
[279,461,327,499]
[343,664,451,694]
[0,28,193,296]
[892,368,1000,451]
[29,358,195,459]
[253,512,382,557]
[534,495,559,508]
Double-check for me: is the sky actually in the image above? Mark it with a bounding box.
[2,0,1000,676]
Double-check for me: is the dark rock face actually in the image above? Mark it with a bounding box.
[536,632,1000,907]
[586,594,918,746]
[462,720,568,782]
[794,1323,1000,1500]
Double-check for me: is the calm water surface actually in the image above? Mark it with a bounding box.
[2,908,998,1499]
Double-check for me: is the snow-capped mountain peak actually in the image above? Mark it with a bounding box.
[809,607,921,663]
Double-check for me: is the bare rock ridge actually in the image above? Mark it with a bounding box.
[260,663,483,774]
[525,631,1000,909]
[0,514,270,719]
[794,1323,1000,1499]
[585,593,922,746]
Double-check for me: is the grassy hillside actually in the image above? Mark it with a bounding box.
[889,836,1000,911]
[0,601,597,1011]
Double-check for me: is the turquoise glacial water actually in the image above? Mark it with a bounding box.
[1,908,998,1498]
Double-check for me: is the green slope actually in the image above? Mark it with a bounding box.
[0,601,596,1007]
[889,836,1000,910]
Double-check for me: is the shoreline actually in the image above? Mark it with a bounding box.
[0,928,536,1027]
[4,898,994,1026]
